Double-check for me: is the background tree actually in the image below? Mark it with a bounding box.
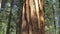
[6,0,13,34]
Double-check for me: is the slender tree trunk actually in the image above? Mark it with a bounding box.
[1,0,8,8]
[59,0,60,8]
[52,3,56,34]
[0,0,2,8]
[58,0,60,34]
[6,6,12,34]
[6,0,13,34]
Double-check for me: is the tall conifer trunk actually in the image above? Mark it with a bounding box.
[17,0,45,34]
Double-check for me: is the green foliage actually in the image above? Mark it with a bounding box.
[0,1,17,34]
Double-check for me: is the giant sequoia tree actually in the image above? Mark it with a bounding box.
[1,0,60,34]
[1,0,45,34]
[17,0,45,34]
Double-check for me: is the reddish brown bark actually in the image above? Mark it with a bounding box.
[18,0,45,34]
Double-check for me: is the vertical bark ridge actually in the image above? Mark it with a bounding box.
[38,0,45,34]
[34,0,41,34]
[20,0,45,34]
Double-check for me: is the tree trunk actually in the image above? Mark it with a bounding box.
[17,0,45,34]
[52,3,56,34]
[59,0,60,8]
[6,0,13,34]
[25,0,45,34]
[58,0,60,34]
[0,0,2,8]
[1,0,8,8]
